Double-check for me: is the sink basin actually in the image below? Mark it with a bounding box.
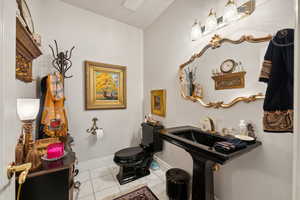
[171,128,225,147]
[160,126,261,164]
[160,126,262,200]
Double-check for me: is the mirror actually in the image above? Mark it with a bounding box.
[179,34,272,108]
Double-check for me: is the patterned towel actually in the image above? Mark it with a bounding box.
[49,72,64,100]
[41,73,68,137]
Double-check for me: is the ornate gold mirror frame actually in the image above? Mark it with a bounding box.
[179,34,272,109]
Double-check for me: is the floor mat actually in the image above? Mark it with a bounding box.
[112,186,159,200]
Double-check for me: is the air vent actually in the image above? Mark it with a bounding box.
[122,0,145,11]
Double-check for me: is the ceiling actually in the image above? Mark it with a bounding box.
[60,0,175,29]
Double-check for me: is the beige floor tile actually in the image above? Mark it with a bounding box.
[109,165,119,177]
[74,180,94,198]
[152,169,166,181]
[90,167,111,179]
[92,174,119,193]
[150,182,166,196]
[78,194,96,200]
[78,159,169,200]
[146,173,163,187]
[95,186,120,200]
[118,180,144,192]
[75,170,91,183]
[157,191,169,200]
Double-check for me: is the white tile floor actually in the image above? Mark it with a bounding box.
[74,163,169,200]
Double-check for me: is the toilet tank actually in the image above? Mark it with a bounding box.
[141,122,163,152]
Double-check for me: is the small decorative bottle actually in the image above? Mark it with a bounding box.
[239,120,248,136]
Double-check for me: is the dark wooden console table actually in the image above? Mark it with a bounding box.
[16,151,77,200]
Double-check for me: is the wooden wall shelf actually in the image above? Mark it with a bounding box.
[16,17,42,82]
[212,72,246,90]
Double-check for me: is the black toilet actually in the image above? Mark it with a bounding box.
[113,122,163,185]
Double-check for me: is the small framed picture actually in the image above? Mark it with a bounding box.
[151,89,166,117]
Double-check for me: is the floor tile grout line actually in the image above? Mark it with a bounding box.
[94,184,121,199]
[89,170,97,199]
[109,168,124,192]
[75,170,95,200]
[92,193,96,200]
[90,167,116,180]
[92,172,120,195]
[109,168,121,193]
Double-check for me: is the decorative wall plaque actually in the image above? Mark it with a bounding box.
[16,54,33,82]
[16,17,42,82]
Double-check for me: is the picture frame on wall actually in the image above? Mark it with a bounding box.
[85,61,127,110]
[151,89,166,117]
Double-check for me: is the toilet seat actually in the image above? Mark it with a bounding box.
[114,147,145,164]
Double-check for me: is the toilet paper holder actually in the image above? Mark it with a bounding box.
[86,117,100,136]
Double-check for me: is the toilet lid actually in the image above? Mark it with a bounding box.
[114,147,145,163]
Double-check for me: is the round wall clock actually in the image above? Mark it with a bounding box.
[17,0,35,34]
[220,59,236,73]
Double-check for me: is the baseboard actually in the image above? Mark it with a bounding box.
[77,154,115,171]
[153,155,172,171]
[77,154,173,173]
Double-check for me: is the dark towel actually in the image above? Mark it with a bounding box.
[214,139,247,154]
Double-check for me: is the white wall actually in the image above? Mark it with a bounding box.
[30,0,144,162]
[293,0,299,199]
[144,0,295,200]
[0,0,23,199]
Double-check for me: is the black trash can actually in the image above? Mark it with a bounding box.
[166,168,190,200]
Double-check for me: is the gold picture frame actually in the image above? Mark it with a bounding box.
[85,61,127,110]
[151,90,166,117]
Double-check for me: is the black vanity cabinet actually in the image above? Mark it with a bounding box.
[16,152,76,200]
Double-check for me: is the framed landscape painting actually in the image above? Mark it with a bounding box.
[151,89,166,117]
[85,61,127,110]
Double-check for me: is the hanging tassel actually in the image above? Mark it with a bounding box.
[15,134,25,165]
[25,142,42,172]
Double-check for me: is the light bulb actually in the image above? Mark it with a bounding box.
[223,0,239,23]
[191,20,202,41]
[205,9,218,33]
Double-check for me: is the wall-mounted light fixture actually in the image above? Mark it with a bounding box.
[205,9,218,33]
[191,0,256,41]
[223,0,239,23]
[190,20,202,41]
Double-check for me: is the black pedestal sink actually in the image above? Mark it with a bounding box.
[160,126,262,200]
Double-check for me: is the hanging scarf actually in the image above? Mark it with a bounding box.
[41,72,68,137]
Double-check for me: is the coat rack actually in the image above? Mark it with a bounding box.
[49,40,75,81]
